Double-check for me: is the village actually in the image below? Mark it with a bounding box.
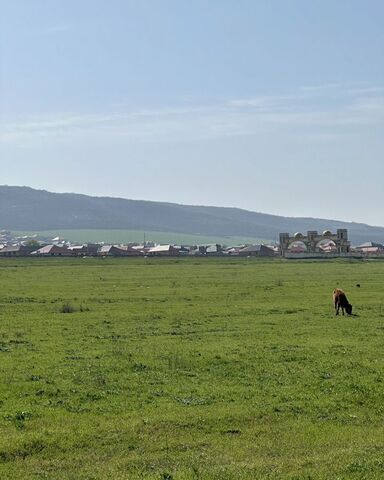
[0,230,277,257]
[0,229,383,258]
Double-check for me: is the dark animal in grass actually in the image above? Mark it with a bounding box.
[333,288,353,316]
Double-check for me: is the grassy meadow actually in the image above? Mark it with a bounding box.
[0,257,383,479]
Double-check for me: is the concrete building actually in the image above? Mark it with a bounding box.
[0,245,37,256]
[279,229,351,257]
[147,245,179,256]
[30,245,74,256]
[238,244,275,257]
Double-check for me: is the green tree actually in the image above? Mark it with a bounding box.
[24,239,40,248]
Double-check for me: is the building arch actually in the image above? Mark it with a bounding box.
[315,238,337,252]
[287,240,308,253]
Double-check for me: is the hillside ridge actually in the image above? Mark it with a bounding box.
[1,185,383,244]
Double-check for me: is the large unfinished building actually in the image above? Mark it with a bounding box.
[279,229,350,257]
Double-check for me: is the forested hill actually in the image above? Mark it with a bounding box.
[1,186,383,244]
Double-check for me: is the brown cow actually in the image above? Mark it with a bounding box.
[333,288,353,316]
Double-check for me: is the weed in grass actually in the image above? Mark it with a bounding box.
[4,411,33,430]
[160,472,173,480]
[60,302,76,313]
[132,362,148,372]
[0,439,45,462]
[175,396,213,406]
[0,341,10,352]
[166,351,190,371]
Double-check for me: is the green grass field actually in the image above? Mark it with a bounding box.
[0,257,383,479]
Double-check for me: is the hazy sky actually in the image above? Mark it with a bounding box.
[1,0,383,225]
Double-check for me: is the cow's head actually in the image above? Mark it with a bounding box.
[346,303,353,315]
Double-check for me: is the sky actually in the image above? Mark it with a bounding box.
[1,0,384,226]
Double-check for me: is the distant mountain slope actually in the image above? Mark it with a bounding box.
[1,185,383,244]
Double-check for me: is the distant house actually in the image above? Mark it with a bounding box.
[0,245,37,257]
[97,245,127,256]
[177,245,190,256]
[223,246,242,255]
[147,245,179,256]
[129,245,151,255]
[205,244,223,256]
[355,242,384,255]
[30,245,73,256]
[67,245,87,256]
[96,245,143,256]
[118,245,144,256]
[238,245,275,257]
[191,244,223,256]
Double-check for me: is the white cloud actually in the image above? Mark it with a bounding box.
[1,84,383,146]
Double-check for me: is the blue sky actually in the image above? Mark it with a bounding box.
[1,0,384,225]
